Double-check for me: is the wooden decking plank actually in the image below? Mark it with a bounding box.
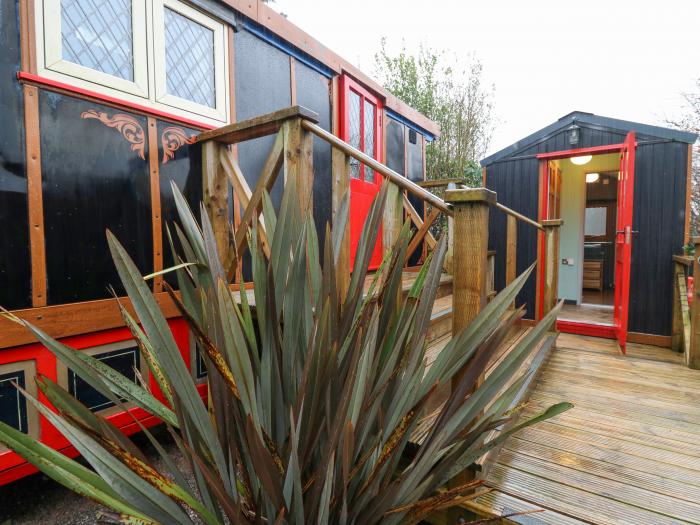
[495,450,700,522]
[551,347,696,376]
[512,426,700,485]
[503,438,700,505]
[469,490,590,525]
[518,406,700,457]
[554,333,683,364]
[489,463,687,525]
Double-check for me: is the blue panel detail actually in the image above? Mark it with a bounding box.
[385,108,435,142]
[238,18,334,79]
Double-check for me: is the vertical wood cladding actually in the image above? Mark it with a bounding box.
[294,60,332,248]
[485,124,689,335]
[40,93,152,304]
[156,121,202,287]
[0,0,31,310]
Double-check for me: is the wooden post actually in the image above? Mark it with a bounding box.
[444,188,496,335]
[689,237,700,369]
[445,213,454,275]
[672,260,687,353]
[202,140,230,268]
[383,181,404,264]
[541,219,563,318]
[506,215,517,287]
[332,146,351,301]
[283,117,314,216]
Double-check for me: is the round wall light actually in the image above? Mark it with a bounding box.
[586,172,600,184]
[570,155,592,165]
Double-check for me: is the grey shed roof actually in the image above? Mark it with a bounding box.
[481,111,698,167]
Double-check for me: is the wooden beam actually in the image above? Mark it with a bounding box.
[689,237,700,369]
[147,117,163,293]
[233,129,284,256]
[196,105,318,145]
[383,181,404,264]
[444,188,496,333]
[332,147,351,301]
[541,219,563,319]
[289,56,297,105]
[282,118,314,216]
[403,194,437,249]
[506,215,517,291]
[24,84,46,307]
[202,140,231,267]
[407,207,440,262]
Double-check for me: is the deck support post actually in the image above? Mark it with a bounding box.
[202,140,231,268]
[689,238,700,369]
[542,219,563,320]
[282,117,314,217]
[383,181,404,262]
[444,188,496,334]
[443,187,496,520]
[332,146,351,302]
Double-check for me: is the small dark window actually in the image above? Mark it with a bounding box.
[0,371,28,433]
[408,129,417,145]
[69,345,140,412]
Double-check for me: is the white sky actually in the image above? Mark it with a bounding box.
[269,0,700,156]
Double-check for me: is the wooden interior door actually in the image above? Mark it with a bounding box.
[613,132,636,354]
[340,75,383,270]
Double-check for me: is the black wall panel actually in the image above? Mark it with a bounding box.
[157,122,202,286]
[0,0,31,310]
[295,61,332,247]
[485,124,689,335]
[386,118,405,175]
[0,370,27,433]
[40,93,152,304]
[234,29,290,208]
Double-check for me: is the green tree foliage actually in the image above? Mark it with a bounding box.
[374,39,495,186]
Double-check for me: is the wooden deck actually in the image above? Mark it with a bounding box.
[470,332,700,525]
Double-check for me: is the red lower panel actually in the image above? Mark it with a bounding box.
[556,320,616,339]
[0,317,196,485]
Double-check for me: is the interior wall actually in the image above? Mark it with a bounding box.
[556,153,619,303]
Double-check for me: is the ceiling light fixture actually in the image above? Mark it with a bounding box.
[586,172,600,184]
[570,155,592,166]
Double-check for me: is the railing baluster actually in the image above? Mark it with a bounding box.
[541,219,563,319]
[202,140,231,268]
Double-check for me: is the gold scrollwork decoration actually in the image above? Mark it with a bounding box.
[161,126,197,164]
[80,109,146,160]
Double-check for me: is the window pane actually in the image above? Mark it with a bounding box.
[164,8,215,108]
[364,100,375,182]
[348,91,361,179]
[61,0,134,80]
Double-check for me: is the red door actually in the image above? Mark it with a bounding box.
[613,132,636,353]
[340,75,383,270]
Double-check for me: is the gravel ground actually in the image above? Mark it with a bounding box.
[0,426,186,525]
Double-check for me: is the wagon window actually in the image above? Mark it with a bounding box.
[36,0,230,125]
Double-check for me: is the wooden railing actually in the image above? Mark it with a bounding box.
[672,246,700,369]
[195,105,562,330]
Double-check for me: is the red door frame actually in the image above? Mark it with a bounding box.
[339,74,384,270]
[535,141,633,340]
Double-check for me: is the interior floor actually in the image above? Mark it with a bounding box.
[582,288,614,306]
[559,301,613,325]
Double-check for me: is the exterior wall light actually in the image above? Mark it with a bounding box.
[570,155,592,165]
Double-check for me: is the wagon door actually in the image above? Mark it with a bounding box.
[613,132,636,353]
[340,75,383,270]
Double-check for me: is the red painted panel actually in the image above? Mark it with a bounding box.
[556,320,616,340]
[339,75,383,270]
[614,132,637,354]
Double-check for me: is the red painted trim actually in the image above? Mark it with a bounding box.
[17,72,216,131]
[537,160,549,320]
[536,143,625,160]
[557,320,616,340]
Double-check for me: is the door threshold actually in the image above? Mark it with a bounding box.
[556,320,615,339]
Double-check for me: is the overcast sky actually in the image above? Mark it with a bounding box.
[270,0,700,156]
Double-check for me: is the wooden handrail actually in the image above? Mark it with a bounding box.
[301,120,453,215]
[494,202,544,231]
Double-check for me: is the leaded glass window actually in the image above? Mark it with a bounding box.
[164,7,216,108]
[363,100,375,182]
[349,91,361,179]
[60,0,134,80]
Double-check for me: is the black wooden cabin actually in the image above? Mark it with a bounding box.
[482,111,697,345]
[0,0,438,483]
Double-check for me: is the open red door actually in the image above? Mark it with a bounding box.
[339,75,383,270]
[613,132,636,353]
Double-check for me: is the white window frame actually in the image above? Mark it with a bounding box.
[152,0,228,122]
[35,0,230,126]
[40,0,149,97]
